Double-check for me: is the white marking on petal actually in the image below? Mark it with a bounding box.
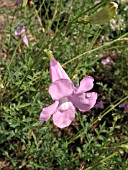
[86,93,92,98]
[60,97,69,111]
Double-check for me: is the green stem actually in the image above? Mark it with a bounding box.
[85,152,118,170]
[63,33,128,66]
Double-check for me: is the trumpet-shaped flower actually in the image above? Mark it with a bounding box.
[40,59,97,128]
[15,24,29,47]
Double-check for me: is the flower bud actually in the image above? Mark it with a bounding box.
[89,2,118,24]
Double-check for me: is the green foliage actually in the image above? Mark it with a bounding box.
[0,0,128,169]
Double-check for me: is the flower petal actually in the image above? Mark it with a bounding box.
[53,101,75,128]
[39,101,59,122]
[16,0,23,5]
[70,92,97,112]
[75,76,94,94]
[94,100,104,109]
[22,35,29,47]
[49,79,74,101]
[15,25,25,36]
[101,57,111,65]
[50,59,71,82]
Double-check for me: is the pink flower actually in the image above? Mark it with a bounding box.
[101,57,111,65]
[119,102,128,112]
[94,100,104,109]
[15,25,29,47]
[39,59,97,128]
[16,0,23,5]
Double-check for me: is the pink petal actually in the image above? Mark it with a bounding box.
[101,57,111,65]
[94,100,104,109]
[15,25,25,36]
[39,101,59,122]
[75,76,94,94]
[50,59,71,82]
[16,0,23,5]
[70,92,97,112]
[15,25,28,47]
[22,35,29,47]
[49,79,74,101]
[52,101,75,128]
